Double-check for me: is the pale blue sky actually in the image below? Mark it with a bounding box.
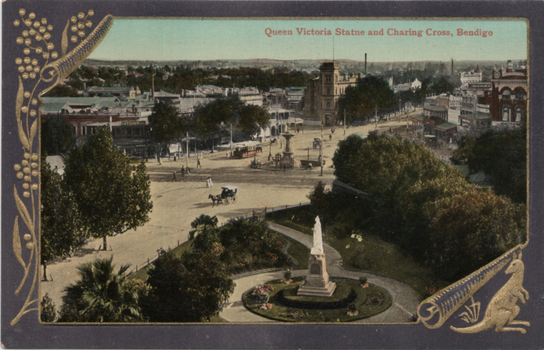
[89,18,528,62]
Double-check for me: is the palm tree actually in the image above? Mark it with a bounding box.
[188,214,218,240]
[58,257,144,322]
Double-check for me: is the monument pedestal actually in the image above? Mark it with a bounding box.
[279,132,301,169]
[297,255,336,297]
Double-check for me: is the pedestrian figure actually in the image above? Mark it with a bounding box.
[181,166,185,177]
[329,134,332,141]
[197,158,201,168]
[283,164,286,173]
[172,171,176,182]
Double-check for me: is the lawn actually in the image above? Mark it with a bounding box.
[243,277,392,322]
[327,234,449,297]
[266,213,448,299]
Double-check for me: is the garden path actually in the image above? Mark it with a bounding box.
[219,222,421,323]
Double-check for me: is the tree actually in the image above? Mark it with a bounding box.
[63,128,153,250]
[237,104,270,135]
[188,214,218,241]
[40,293,57,322]
[40,159,87,280]
[41,116,77,156]
[194,96,244,138]
[429,189,526,280]
[453,127,527,204]
[307,181,331,219]
[148,100,186,143]
[43,84,79,97]
[143,249,234,322]
[337,76,396,122]
[58,257,145,322]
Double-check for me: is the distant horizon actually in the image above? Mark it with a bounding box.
[88,19,528,62]
[85,57,528,65]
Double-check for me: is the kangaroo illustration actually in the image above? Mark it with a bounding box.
[451,252,530,334]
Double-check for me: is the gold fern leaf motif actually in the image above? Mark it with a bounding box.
[10,9,114,326]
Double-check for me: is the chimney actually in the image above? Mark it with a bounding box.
[364,53,367,75]
[507,60,513,73]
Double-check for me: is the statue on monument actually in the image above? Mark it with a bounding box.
[311,216,324,255]
[297,215,336,297]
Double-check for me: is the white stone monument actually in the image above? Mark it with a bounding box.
[297,216,336,297]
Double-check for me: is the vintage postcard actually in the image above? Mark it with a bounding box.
[2,1,543,349]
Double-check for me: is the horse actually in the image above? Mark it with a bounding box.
[208,194,223,207]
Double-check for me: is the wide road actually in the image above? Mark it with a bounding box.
[41,112,420,316]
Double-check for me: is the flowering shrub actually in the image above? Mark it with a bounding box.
[259,303,272,311]
[247,284,273,305]
[367,293,385,306]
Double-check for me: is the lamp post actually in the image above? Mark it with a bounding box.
[399,98,402,123]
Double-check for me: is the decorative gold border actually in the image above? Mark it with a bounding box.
[10,9,113,326]
[9,13,530,332]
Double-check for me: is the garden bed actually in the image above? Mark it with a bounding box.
[242,277,391,322]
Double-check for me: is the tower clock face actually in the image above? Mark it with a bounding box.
[494,71,501,79]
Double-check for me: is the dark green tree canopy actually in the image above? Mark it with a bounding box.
[148,100,186,142]
[143,249,234,322]
[41,115,77,156]
[63,128,153,249]
[337,76,396,121]
[237,104,270,135]
[58,257,145,322]
[194,96,244,137]
[40,159,87,270]
[194,96,269,137]
[452,127,527,204]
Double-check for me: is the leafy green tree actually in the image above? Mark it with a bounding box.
[307,181,331,219]
[40,159,87,281]
[63,128,153,250]
[453,127,527,204]
[218,219,290,269]
[429,77,454,95]
[237,104,270,135]
[43,84,79,97]
[143,249,234,322]
[337,76,396,122]
[429,189,526,280]
[194,96,244,138]
[40,293,57,322]
[148,100,186,143]
[41,116,77,156]
[58,257,145,322]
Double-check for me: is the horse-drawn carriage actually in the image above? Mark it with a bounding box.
[209,185,238,207]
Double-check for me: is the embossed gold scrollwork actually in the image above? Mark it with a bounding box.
[417,246,527,332]
[10,9,113,326]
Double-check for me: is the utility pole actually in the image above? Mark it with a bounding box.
[230,123,233,152]
[186,131,189,167]
[320,122,323,176]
